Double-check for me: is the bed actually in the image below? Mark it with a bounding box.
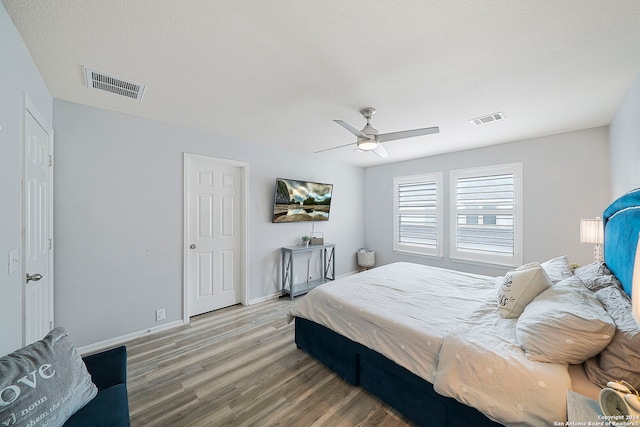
[289,188,640,426]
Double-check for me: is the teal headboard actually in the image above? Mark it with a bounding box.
[603,188,640,296]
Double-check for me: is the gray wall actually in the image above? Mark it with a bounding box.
[53,100,364,348]
[0,4,53,356]
[364,127,611,277]
[610,71,640,199]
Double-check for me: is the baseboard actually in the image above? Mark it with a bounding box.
[78,270,360,354]
[248,270,359,305]
[248,291,282,305]
[77,319,185,356]
[339,270,359,278]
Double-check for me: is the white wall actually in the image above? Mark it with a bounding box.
[0,4,53,356]
[610,71,640,199]
[53,99,364,348]
[4,0,634,353]
[364,127,611,277]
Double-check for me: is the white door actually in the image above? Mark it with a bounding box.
[23,103,54,345]
[185,155,243,316]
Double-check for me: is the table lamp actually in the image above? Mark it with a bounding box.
[580,217,604,263]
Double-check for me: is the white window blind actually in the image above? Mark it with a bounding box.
[393,173,442,257]
[451,164,522,266]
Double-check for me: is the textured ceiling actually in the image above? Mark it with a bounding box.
[4,0,640,167]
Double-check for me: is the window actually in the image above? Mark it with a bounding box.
[450,163,522,266]
[393,173,443,257]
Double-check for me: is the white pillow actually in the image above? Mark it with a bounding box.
[584,285,640,389]
[516,277,615,364]
[497,266,552,319]
[541,255,573,283]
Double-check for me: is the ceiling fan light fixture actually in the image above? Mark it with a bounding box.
[324,106,439,159]
[357,138,378,150]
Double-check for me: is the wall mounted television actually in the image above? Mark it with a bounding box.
[272,178,333,223]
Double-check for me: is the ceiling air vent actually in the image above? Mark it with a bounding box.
[84,67,146,100]
[470,112,505,126]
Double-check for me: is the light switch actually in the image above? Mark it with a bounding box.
[9,249,19,274]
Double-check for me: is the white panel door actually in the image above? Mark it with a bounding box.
[24,107,54,345]
[186,156,242,316]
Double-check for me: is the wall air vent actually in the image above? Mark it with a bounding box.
[470,112,505,126]
[84,67,146,101]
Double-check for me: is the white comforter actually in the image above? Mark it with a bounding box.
[289,262,573,426]
[433,293,572,426]
[289,262,493,383]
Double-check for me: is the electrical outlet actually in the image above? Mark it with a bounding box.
[294,276,298,284]
[156,308,166,322]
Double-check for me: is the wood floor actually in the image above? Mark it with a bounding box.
[126,297,414,426]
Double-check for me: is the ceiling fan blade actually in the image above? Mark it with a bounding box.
[314,141,355,154]
[377,126,439,143]
[334,120,371,140]
[372,144,389,159]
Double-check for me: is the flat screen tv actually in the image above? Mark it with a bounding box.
[272,178,333,223]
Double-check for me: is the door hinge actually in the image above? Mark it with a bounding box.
[49,154,53,167]
[49,238,52,250]
[49,321,54,330]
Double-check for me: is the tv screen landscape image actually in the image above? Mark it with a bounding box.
[272,178,333,223]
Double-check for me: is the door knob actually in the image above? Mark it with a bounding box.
[26,273,43,283]
[190,244,197,249]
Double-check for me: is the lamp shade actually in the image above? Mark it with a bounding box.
[633,235,640,325]
[580,217,604,244]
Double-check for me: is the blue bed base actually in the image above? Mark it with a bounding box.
[295,317,501,426]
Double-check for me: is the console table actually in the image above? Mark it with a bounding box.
[281,243,335,299]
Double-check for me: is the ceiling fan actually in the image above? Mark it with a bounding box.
[316,107,439,159]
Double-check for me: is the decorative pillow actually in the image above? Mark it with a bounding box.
[497,266,552,319]
[541,255,574,283]
[516,277,615,364]
[584,285,640,389]
[0,328,97,427]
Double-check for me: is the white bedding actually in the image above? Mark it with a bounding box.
[289,262,574,426]
[289,262,496,382]
[433,293,572,426]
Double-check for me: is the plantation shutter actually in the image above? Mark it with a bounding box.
[451,163,522,266]
[393,173,442,256]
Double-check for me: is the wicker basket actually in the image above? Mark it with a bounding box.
[357,251,375,268]
[310,232,324,245]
